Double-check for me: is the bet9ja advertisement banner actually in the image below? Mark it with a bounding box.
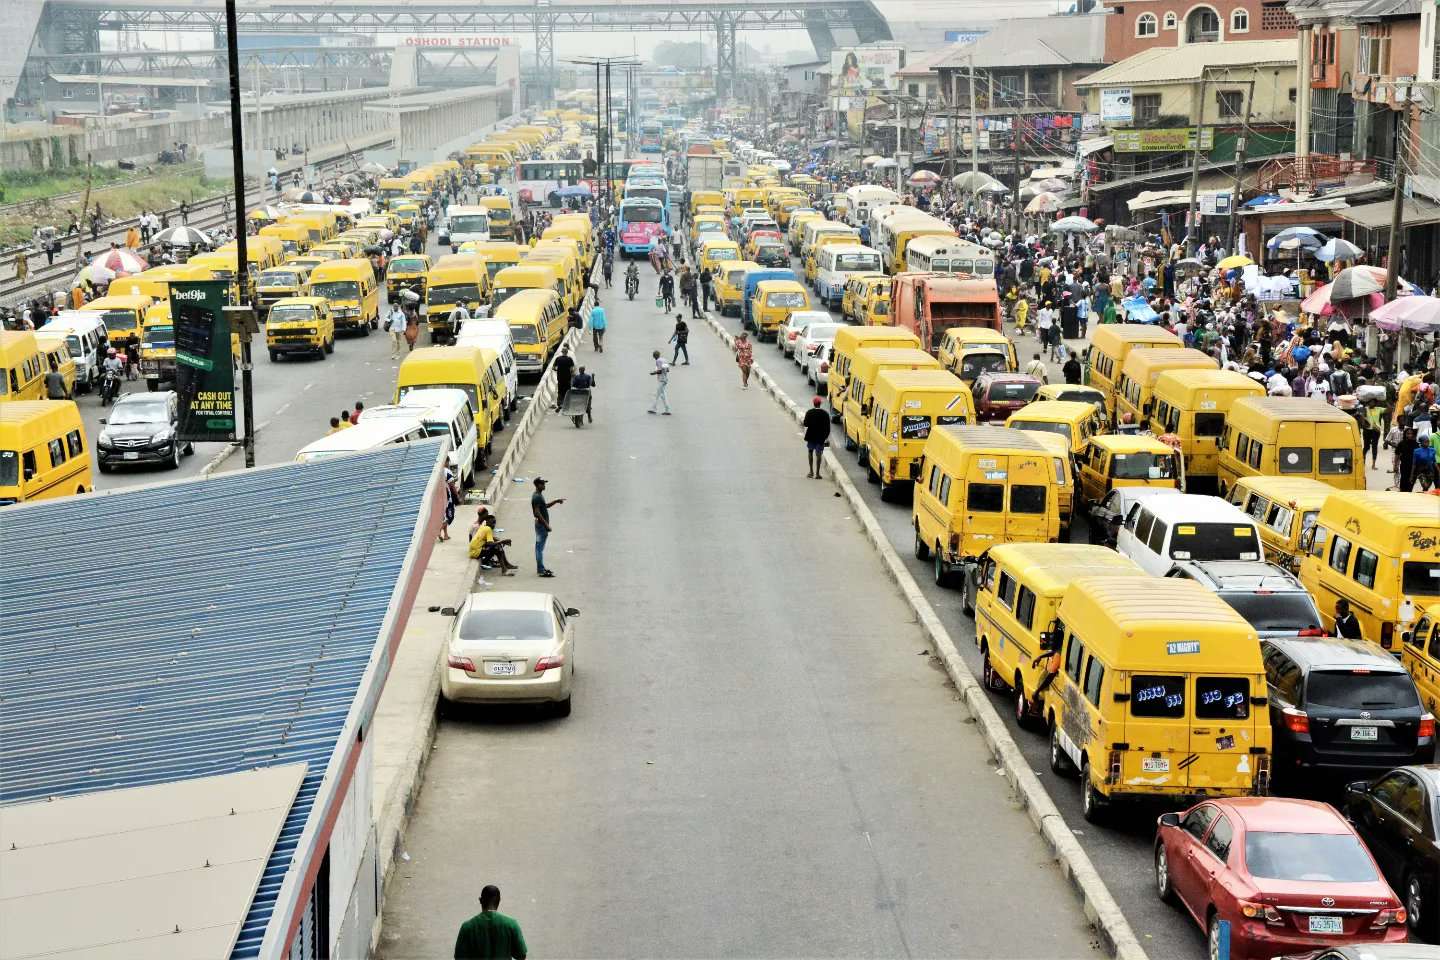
[169,280,237,442]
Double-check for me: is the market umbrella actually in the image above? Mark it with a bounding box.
[1316,237,1363,263]
[90,248,148,274]
[1121,295,1159,323]
[951,170,1001,192]
[1331,264,1407,301]
[1371,295,1440,332]
[1172,256,1205,272]
[975,181,1010,195]
[360,161,389,175]
[248,206,283,222]
[1275,236,1319,252]
[1050,215,1099,234]
[73,263,114,287]
[1217,254,1254,271]
[153,225,211,247]
[556,184,593,198]
[1036,178,1069,193]
[1024,192,1061,214]
[862,155,887,167]
[907,170,940,187]
[870,158,897,169]
[1267,226,1325,249]
[1104,224,1142,242]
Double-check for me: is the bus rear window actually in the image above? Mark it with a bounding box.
[1319,447,1354,475]
[967,483,1004,512]
[1195,677,1250,719]
[1131,675,1185,718]
[1402,562,1440,596]
[1010,485,1047,514]
[1169,523,1261,561]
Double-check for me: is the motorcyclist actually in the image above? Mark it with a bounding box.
[624,261,639,299]
[101,348,125,404]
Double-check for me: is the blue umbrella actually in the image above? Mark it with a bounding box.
[1243,194,1283,208]
[555,184,592,198]
[1121,295,1159,323]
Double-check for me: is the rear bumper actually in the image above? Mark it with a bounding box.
[1223,921,1404,960]
[440,665,567,704]
[1279,737,1435,771]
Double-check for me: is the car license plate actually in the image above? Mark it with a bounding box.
[1142,757,1170,773]
[1350,726,1378,741]
[484,661,518,677]
[1308,916,1343,934]
[123,452,139,461]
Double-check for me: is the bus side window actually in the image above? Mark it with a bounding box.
[1064,632,1085,682]
[1082,656,1106,707]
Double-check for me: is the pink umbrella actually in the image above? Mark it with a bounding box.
[89,248,148,274]
[1371,295,1440,332]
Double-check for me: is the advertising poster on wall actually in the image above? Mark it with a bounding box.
[829,46,902,94]
[169,279,237,443]
[1100,88,1133,123]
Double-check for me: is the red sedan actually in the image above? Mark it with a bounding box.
[1154,797,1408,960]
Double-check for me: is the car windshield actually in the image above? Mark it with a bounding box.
[709,248,738,261]
[458,608,551,643]
[143,324,175,347]
[311,280,360,300]
[837,253,881,271]
[428,284,480,306]
[269,306,316,324]
[961,354,1009,380]
[767,292,806,307]
[987,380,1038,402]
[1169,523,1261,561]
[108,400,168,426]
[0,450,18,486]
[450,215,489,233]
[1244,832,1379,883]
[391,257,427,272]
[1215,592,1320,633]
[1010,420,1072,442]
[98,309,137,332]
[1110,451,1176,480]
[1306,670,1419,710]
[64,335,83,358]
[507,323,540,344]
[259,271,299,288]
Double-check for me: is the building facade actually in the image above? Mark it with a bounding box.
[1103,0,1299,61]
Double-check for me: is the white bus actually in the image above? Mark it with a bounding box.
[905,236,997,278]
[440,205,490,250]
[842,185,900,228]
[515,159,586,207]
[815,244,884,307]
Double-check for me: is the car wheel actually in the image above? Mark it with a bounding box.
[98,460,113,474]
[843,433,856,451]
[360,320,372,336]
[325,337,335,354]
[184,442,194,456]
[981,651,1002,691]
[1049,724,1073,775]
[1155,844,1177,904]
[554,695,572,718]
[1081,757,1106,823]
[914,531,931,561]
[269,349,279,362]
[1015,682,1039,731]
[169,443,182,470]
[1407,870,1436,940]
[961,574,976,616]
[866,460,879,484]
[1205,913,1222,960]
[933,550,952,588]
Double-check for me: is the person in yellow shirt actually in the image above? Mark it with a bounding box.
[327,417,344,434]
[467,515,517,574]
[125,226,140,250]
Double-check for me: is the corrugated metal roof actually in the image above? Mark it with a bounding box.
[926,14,1109,70]
[1075,39,1297,88]
[0,440,443,959]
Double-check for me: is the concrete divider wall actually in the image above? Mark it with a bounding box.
[698,312,1148,960]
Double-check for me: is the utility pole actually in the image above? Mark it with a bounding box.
[895,99,904,193]
[223,0,255,468]
[1384,96,1412,302]
[944,71,957,183]
[604,60,614,209]
[1225,78,1256,257]
[968,59,978,175]
[1012,112,1023,231]
[1185,70,1209,256]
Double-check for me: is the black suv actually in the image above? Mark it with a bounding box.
[97,390,194,472]
[1262,635,1435,778]
[1166,560,1324,638]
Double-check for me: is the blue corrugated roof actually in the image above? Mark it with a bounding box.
[0,439,442,959]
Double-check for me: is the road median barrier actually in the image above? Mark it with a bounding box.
[699,311,1147,960]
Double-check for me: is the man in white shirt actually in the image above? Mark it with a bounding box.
[387,305,408,357]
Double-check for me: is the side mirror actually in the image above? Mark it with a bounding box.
[99,418,107,424]
[23,467,36,481]
[1157,812,1181,828]
[564,607,580,617]
[1344,780,1370,798]
[434,605,459,617]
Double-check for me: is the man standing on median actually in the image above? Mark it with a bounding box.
[453,884,527,960]
[803,395,830,479]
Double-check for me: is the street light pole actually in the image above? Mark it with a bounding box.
[223,0,256,468]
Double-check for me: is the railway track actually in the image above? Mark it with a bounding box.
[1,149,369,304]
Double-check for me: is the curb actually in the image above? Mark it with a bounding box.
[700,311,1148,960]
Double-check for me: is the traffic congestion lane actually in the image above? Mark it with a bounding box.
[741,298,1206,959]
[377,266,1103,960]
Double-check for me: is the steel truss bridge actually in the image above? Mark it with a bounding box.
[39,0,893,101]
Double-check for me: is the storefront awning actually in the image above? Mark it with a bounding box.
[1339,195,1440,231]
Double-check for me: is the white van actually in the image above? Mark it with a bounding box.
[1116,493,1264,576]
[815,244,883,308]
[904,236,996,278]
[454,319,519,415]
[439,204,491,250]
[294,416,429,463]
[44,311,109,393]
[842,185,900,228]
[364,388,480,486]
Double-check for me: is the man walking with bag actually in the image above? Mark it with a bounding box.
[648,350,672,415]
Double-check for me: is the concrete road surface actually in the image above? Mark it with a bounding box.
[377,272,1103,959]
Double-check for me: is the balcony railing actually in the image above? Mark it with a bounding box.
[1258,154,1379,192]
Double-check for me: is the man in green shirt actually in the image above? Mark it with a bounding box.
[454,885,528,960]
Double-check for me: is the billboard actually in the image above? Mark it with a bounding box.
[1100,88,1133,123]
[1112,127,1215,153]
[829,46,902,94]
[169,280,237,443]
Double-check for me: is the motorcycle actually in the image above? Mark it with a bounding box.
[100,369,122,406]
[625,271,639,301]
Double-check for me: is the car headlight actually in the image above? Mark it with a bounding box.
[98,435,115,449]
[152,429,174,445]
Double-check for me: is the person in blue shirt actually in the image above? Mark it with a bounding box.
[589,303,606,352]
